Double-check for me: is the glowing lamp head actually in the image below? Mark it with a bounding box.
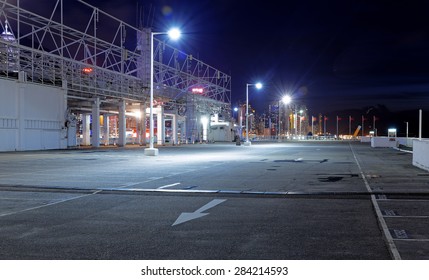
[255,82,263,89]
[168,28,181,40]
[282,95,292,105]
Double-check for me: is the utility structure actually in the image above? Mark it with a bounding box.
[0,0,231,151]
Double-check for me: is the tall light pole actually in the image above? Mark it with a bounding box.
[405,121,409,138]
[278,95,292,141]
[144,28,181,156]
[244,82,263,146]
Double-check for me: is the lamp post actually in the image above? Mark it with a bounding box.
[244,82,263,146]
[405,121,409,138]
[233,107,239,138]
[233,107,238,123]
[278,95,292,141]
[144,28,181,156]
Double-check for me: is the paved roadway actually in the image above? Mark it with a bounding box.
[0,141,428,259]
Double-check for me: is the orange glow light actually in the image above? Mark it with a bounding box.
[82,67,93,74]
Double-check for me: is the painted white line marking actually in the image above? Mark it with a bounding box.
[117,177,166,188]
[158,183,181,189]
[0,191,101,218]
[384,216,429,219]
[350,143,401,260]
[392,239,429,242]
[172,199,227,226]
[118,182,142,188]
[0,197,55,201]
[378,199,429,202]
[115,165,223,189]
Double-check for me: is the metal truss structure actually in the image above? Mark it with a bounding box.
[0,0,231,120]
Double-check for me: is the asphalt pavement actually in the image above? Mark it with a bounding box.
[0,141,428,259]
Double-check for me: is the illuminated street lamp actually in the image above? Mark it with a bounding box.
[299,109,304,136]
[244,82,263,146]
[282,95,292,105]
[144,28,181,156]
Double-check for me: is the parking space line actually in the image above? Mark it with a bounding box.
[0,191,100,218]
[378,199,429,202]
[392,239,429,242]
[350,143,401,260]
[384,216,429,218]
[115,163,225,189]
[0,197,52,201]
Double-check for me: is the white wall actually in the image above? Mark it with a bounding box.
[413,140,429,172]
[0,79,18,150]
[396,137,418,147]
[0,79,67,151]
[371,136,397,148]
[370,136,426,149]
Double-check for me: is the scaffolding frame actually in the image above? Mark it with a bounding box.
[0,0,231,119]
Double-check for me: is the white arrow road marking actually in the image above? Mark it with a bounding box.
[172,199,227,226]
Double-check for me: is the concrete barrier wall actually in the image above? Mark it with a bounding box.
[413,140,429,172]
[361,136,372,143]
[370,137,426,148]
[397,137,410,147]
[396,137,425,147]
[371,136,397,148]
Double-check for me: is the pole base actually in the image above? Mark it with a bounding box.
[144,147,159,156]
[243,141,251,146]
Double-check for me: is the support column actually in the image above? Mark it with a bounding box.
[118,100,126,147]
[156,106,164,145]
[172,114,177,145]
[201,115,208,142]
[82,114,91,146]
[103,114,110,146]
[61,80,68,149]
[140,103,147,146]
[180,117,186,144]
[92,97,100,147]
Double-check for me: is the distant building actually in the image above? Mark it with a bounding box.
[0,20,19,72]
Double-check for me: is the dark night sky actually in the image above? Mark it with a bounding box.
[22,0,429,116]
